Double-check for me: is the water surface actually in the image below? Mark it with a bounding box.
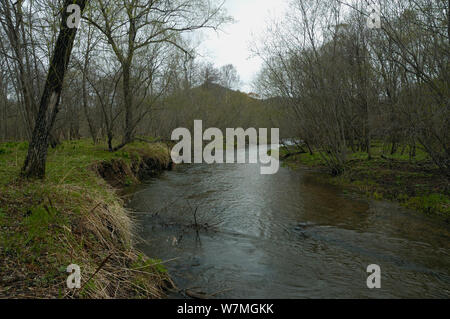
[129,146,450,298]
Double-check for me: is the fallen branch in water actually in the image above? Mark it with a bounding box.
[185,289,210,299]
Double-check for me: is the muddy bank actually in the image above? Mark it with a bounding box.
[94,146,173,188]
[277,146,449,219]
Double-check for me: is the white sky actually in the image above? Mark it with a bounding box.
[197,0,289,92]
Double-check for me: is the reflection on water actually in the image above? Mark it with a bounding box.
[129,146,450,298]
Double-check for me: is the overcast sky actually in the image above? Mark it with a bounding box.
[196,0,289,92]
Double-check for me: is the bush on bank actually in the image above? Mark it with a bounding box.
[276,144,449,218]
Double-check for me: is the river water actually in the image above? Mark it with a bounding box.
[129,145,450,298]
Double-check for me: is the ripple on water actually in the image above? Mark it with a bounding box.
[130,146,450,298]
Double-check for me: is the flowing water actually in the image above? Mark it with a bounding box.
[129,146,450,298]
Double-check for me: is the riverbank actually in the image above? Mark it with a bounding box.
[275,145,449,219]
[0,139,172,298]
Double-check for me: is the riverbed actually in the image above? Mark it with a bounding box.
[129,145,450,298]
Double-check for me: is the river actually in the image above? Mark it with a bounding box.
[129,145,450,298]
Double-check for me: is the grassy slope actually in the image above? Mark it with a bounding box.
[276,143,449,218]
[0,139,172,298]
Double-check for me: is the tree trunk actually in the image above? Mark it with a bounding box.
[390,141,397,155]
[2,0,36,137]
[22,0,88,179]
[81,27,97,144]
[304,140,314,155]
[82,73,97,144]
[122,63,133,146]
[107,132,114,152]
[366,130,372,160]
[1,98,6,141]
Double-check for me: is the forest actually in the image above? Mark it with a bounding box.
[1,1,447,177]
[255,0,448,176]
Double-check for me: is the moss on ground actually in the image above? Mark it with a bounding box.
[277,144,449,218]
[0,139,173,298]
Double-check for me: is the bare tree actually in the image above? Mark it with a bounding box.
[254,0,449,175]
[83,0,229,151]
[219,64,241,89]
[22,0,89,178]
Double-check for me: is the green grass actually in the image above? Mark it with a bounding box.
[278,143,449,217]
[0,139,172,298]
[405,194,450,215]
[132,254,168,275]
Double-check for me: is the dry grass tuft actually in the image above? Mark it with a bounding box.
[0,139,173,299]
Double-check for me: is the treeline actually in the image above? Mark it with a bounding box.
[150,63,274,138]
[254,0,449,175]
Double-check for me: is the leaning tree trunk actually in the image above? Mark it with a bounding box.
[22,0,88,179]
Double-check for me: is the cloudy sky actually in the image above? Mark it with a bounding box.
[197,0,289,92]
